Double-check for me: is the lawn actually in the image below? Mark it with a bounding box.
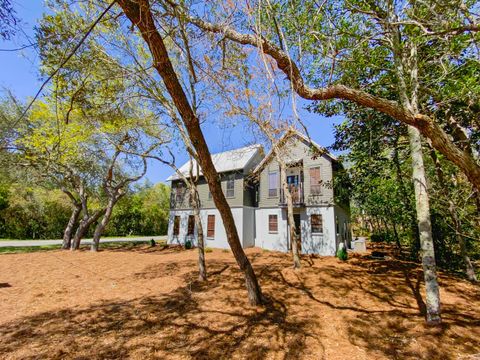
[0,240,158,254]
[0,245,478,359]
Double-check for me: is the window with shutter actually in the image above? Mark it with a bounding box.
[268,214,278,233]
[207,215,215,238]
[310,167,322,195]
[311,214,323,234]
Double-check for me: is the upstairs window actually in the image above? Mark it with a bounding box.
[268,171,278,197]
[173,216,180,236]
[310,167,322,195]
[268,214,278,233]
[175,183,185,202]
[187,215,195,236]
[226,174,235,198]
[311,214,323,234]
[207,215,215,238]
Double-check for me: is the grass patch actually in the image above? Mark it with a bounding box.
[205,247,213,253]
[0,245,62,254]
[0,240,166,254]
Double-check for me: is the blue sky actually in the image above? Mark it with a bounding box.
[1,1,344,184]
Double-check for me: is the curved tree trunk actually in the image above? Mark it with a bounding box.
[62,204,81,250]
[91,198,118,252]
[280,164,301,268]
[408,126,442,325]
[71,210,104,251]
[118,0,263,305]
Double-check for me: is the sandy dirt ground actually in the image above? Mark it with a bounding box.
[0,244,479,360]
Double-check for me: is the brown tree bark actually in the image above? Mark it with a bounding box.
[71,209,104,250]
[91,196,121,252]
[118,0,263,304]
[62,202,81,250]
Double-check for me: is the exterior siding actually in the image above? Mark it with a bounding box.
[170,171,245,210]
[258,137,334,208]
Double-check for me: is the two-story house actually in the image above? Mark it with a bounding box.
[253,130,351,255]
[166,144,264,249]
[166,130,351,256]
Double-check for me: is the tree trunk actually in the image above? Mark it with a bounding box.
[118,0,263,305]
[91,197,118,252]
[429,147,477,282]
[408,126,442,325]
[62,204,81,250]
[280,164,301,268]
[191,187,207,281]
[451,203,478,282]
[71,210,104,250]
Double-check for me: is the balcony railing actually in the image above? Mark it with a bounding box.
[279,182,305,207]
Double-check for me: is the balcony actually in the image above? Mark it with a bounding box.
[279,182,305,207]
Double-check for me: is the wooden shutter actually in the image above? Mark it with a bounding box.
[187,215,195,235]
[310,167,321,195]
[268,214,278,233]
[173,216,180,235]
[207,215,215,238]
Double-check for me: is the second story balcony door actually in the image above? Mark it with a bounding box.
[287,175,301,203]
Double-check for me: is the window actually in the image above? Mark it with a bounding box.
[207,215,215,238]
[268,171,278,197]
[311,214,323,234]
[175,183,185,202]
[187,215,195,236]
[268,214,278,233]
[173,216,180,236]
[336,216,339,234]
[310,167,322,195]
[226,174,235,197]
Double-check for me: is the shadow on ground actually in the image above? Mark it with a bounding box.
[0,247,479,359]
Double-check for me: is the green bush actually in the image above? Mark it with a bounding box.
[336,246,348,261]
[185,240,192,249]
[370,234,383,243]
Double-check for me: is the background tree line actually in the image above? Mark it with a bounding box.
[0,177,170,240]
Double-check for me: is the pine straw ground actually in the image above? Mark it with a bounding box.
[0,244,479,360]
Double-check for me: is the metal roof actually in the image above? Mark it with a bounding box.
[166,144,263,181]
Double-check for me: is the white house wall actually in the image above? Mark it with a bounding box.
[255,206,337,255]
[255,208,289,252]
[303,206,337,256]
[334,205,351,249]
[242,207,256,248]
[167,207,246,250]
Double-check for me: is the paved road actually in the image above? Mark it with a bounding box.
[0,235,167,247]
